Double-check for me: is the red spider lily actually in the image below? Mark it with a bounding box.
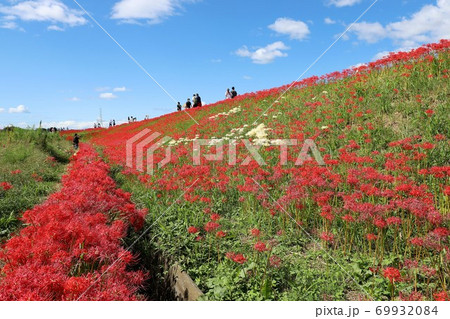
[409,237,424,247]
[426,211,443,225]
[403,259,419,270]
[250,228,261,237]
[366,233,378,241]
[0,145,146,301]
[254,241,268,252]
[433,291,450,301]
[374,218,387,229]
[232,254,247,264]
[425,109,434,117]
[204,222,220,233]
[386,217,402,226]
[188,226,199,234]
[10,170,21,175]
[210,214,221,221]
[225,252,247,264]
[444,186,450,196]
[383,267,401,283]
[320,232,334,243]
[216,231,226,238]
[0,182,13,191]
[269,255,282,268]
[342,214,355,223]
[421,265,437,277]
[399,291,423,301]
[432,227,450,238]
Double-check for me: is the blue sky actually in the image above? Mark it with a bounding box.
[0,0,449,129]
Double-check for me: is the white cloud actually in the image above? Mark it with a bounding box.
[0,21,23,30]
[243,75,252,80]
[350,0,450,47]
[68,97,80,102]
[111,0,199,24]
[41,120,95,130]
[236,41,290,64]
[96,87,110,92]
[387,0,450,47]
[328,0,362,7]
[99,92,118,100]
[336,32,350,41]
[9,105,30,113]
[372,51,391,61]
[0,0,87,28]
[113,86,127,92]
[47,24,63,31]
[268,18,310,40]
[0,108,5,113]
[351,22,387,43]
[211,58,222,63]
[324,17,336,24]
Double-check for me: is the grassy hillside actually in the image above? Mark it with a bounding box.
[0,128,72,240]
[71,40,449,300]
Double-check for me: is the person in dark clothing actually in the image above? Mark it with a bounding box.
[192,94,198,108]
[231,87,237,98]
[185,98,192,109]
[196,93,202,107]
[73,134,80,150]
[177,102,182,111]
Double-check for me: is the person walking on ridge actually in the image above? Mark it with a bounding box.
[73,133,80,151]
[177,102,182,111]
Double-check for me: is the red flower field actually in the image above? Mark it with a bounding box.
[0,145,147,300]
[2,40,449,301]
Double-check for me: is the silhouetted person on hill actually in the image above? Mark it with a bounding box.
[185,98,192,109]
[192,94,198,108]
[196,93,202,107]
[73,134,80,150]
[177,102,182,111]
[225,88,232,99]
[231,87,237,98]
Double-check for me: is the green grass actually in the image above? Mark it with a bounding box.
[0,128,72,240]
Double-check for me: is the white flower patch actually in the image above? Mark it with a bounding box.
[209,106,242,120]
[270,139,286,146]
[246,123,270,140]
